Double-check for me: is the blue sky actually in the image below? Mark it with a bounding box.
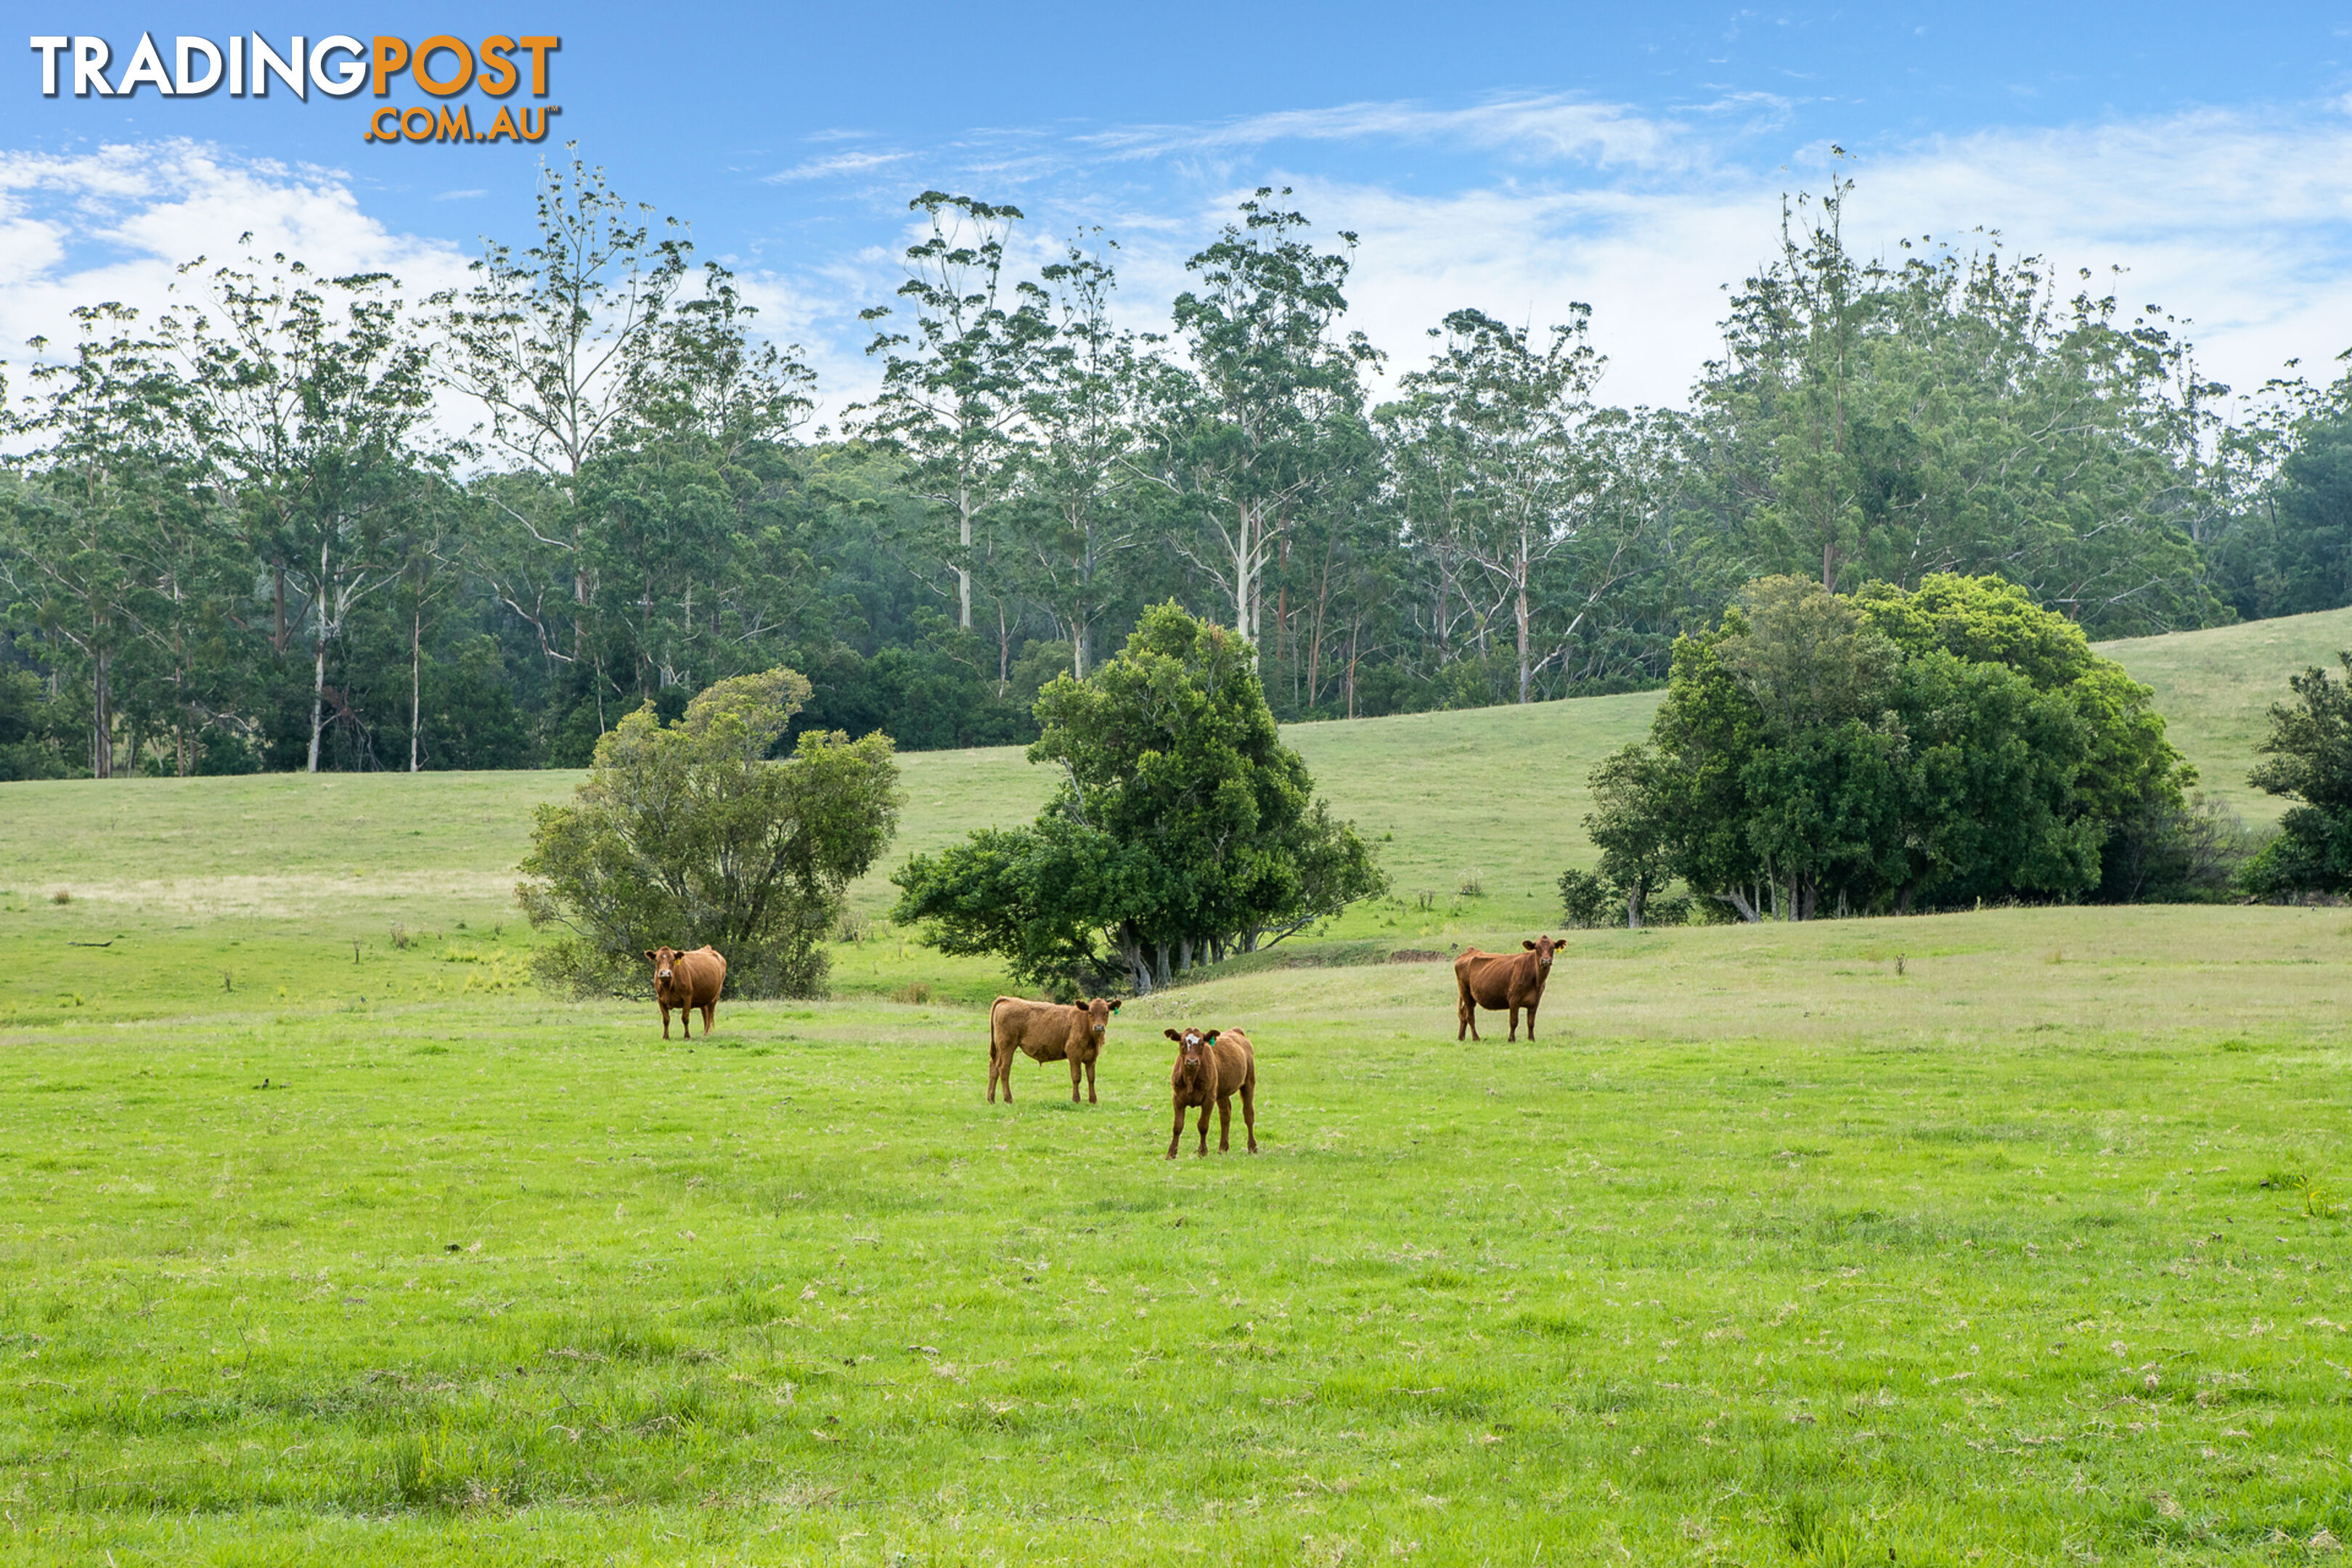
[5,3,2350,416]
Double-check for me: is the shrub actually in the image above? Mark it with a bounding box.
[1557,869,1611,928]
[518,669,902,998]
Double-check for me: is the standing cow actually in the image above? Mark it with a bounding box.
[645,945,727,1040]
[1453,936,1561,1041]
[988,996,1119,1103]
[1164,1024,1257,1159]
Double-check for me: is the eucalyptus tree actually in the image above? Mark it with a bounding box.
[1697,173,2224,634]
[581,264,819,706]
[855,192,1051,642]
[1017,235,1143,679]
[3,303,242,777]
[431,150,690,673]
[1379,307,1625,703]
[1139,189,1378,645]
[166,250,440,772]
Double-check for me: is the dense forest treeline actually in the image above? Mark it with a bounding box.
[1,158,2349,780]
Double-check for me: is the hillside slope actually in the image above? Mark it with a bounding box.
[4,602,2345,940]
[2097,603,2352,821]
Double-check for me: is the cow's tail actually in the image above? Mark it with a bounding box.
[987,996,1009,1057]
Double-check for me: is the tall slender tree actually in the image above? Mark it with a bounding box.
[854,193,1050,642]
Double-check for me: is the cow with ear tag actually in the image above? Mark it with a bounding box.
[1452,934,1562,1042]
[987,996,1121,1103]
[1164,1025,1257,1159]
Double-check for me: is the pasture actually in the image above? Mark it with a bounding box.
[3,608,2352,1563]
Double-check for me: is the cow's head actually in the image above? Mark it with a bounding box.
[644,946,684,984]
[1521,934,1561,969]
[1079,997,1119,1037]
[1164,1025,1220,1066]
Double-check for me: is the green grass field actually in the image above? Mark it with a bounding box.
[4,608,2352,1563]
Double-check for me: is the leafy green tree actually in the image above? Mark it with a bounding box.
[1376,308,1614,704]
[1694,173,2226,634]
[1604,574,2166,920]
[1017,235,1143,680]
[855,192,1050,645]
[1583,743,1678,926]
[893,603,1384,994]
[166,248,441,772]
[1853,572,2192,896]
[433,150,690,705]
[1138,190,1378,645]
[0,663,71,780]
[3,303,251,777]
[518,668,902,997]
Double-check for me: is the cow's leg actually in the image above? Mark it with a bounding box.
[1084,1058,1097,1104]
[1524,1000,1538,1041]
[1456,984,1471,1041]
[1069,1055,1083,1103]
[1507,1003,1520,1042]
[1167,1101,1186,1160]
[1240,1080,1258,1153]
[701,1000,716,1037]
[1216,1092,1233,1152]
[1196,1103,1212,1156]
[660,1003,672,1040]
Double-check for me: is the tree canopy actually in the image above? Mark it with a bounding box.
[4,158,2337,788]
[518,667,901,997]
[1587,573,2192,921]
[891,603,1385,994]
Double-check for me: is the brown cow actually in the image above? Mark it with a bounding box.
[1454,936,1562,1042]
[645,945,727,1040]
[1164,1025,1257,1159]
[988,996,1119,1103]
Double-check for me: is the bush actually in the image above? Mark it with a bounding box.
[517,669,902,998]
[1557,869,1611,928]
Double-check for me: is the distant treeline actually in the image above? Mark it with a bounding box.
[1,162,2348,780]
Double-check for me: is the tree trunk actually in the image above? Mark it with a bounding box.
[1626,884,1645,931]
[957,483,973,632]
[308,538,330,773]
[91,644,112,780]
[409,608,423,773]
[1118,928,1153,996]
[1516,533,1533,704]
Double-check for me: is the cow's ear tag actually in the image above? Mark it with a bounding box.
[1206,1031,1220,1042]
[1110,1001,1121,1013]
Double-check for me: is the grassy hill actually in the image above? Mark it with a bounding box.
[2097,603,2352,821]
[0,600,2343,971]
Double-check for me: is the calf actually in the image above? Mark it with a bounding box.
[645,945,727,1040]
[988,996,1119,1103]
[1453,936,1561,1042]
[1164,1025,1257,1159]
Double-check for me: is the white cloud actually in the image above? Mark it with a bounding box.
[4,99,2350,436]
[764,149,916,184]
[0,139,473,365]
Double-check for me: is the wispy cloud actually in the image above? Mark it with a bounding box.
[764,149,917,184]
[0,140,473,359]
[1077,94,1718,174]
[4,96,2351,426]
